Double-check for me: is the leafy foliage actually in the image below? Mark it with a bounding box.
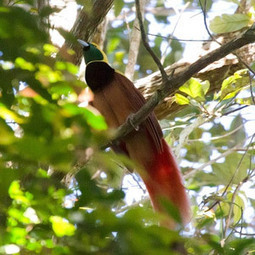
[210,13,252,34]
[0,0,255,254]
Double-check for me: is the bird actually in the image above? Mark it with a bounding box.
[78,40,190,228]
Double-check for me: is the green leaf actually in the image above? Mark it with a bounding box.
[175,93,190,105]
[231,193,245,224]
[185,140,210,162]
[0,6,48,60]
[226,238,255,255]
[227,114,246,147]
[15,57,35,71]
[218,69,249,100]
[107,37,121,54]
[0,119,15,145]
[158,197,182,224]
[0,103,25,124]
[9,227,27,245]
[114,0,124,17]
[55,61,78,74]
[50,216,76,237]
[235,97,253,105]
[197,152,249,186]
[43,43,59,56]
[210,14,251,34]
[8,181,31,206]
[35,63,63,85]
[179,78,206,101]
[62,103,107,130]
[202,80,210,95]
[8,181,23,199]
[198,0,213,11]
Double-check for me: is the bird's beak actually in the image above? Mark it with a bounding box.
[77,39,89,48]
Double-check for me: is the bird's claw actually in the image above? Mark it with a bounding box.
[127,114,139,131]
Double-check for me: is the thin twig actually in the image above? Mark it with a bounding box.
[199,0,255,77]
[224,201,244,242]
[199,0,217,42]
[114,198,150,214]
[175,115,211,159]
[135,0,168,82]
[249,71,255,104]
[206,133,255,212]
[223,175,245,239]
[234,54,255,76]
[161,2,190,64]
[146,32,213,42]
[223,105,248,116]
[184,133,254,179]
[231,229,255,236]
[187,123,245,143]
[184,142,242,179]
[129,172,147,193]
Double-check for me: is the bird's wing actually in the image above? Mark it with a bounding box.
[113,72,163,153]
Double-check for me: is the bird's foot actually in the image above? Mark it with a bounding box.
[127,114,139,131]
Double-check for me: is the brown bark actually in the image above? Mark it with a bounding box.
[60,0,114,65]
[136,39,255,119]
[59,0,254,122]
[125,0,146,80]
[134,0,255,119]
[109,25,255,144]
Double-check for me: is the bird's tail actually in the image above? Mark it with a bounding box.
[143,139,190,228]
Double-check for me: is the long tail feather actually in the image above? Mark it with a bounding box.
[144,139,190,227]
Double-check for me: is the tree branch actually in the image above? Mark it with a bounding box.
[125,0,146,80]
[135,0,255,120]
[60,0,114,65]
[110,24,255,145]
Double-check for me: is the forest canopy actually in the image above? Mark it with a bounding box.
[0,0,255,254]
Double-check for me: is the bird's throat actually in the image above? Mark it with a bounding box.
[85,61,115,92]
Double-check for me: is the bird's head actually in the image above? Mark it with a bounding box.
[78,40,108,65]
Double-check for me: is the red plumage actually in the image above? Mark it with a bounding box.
[85,64,190,227]
[144,139,190,227]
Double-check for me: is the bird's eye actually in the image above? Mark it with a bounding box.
[84,44,90,51]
